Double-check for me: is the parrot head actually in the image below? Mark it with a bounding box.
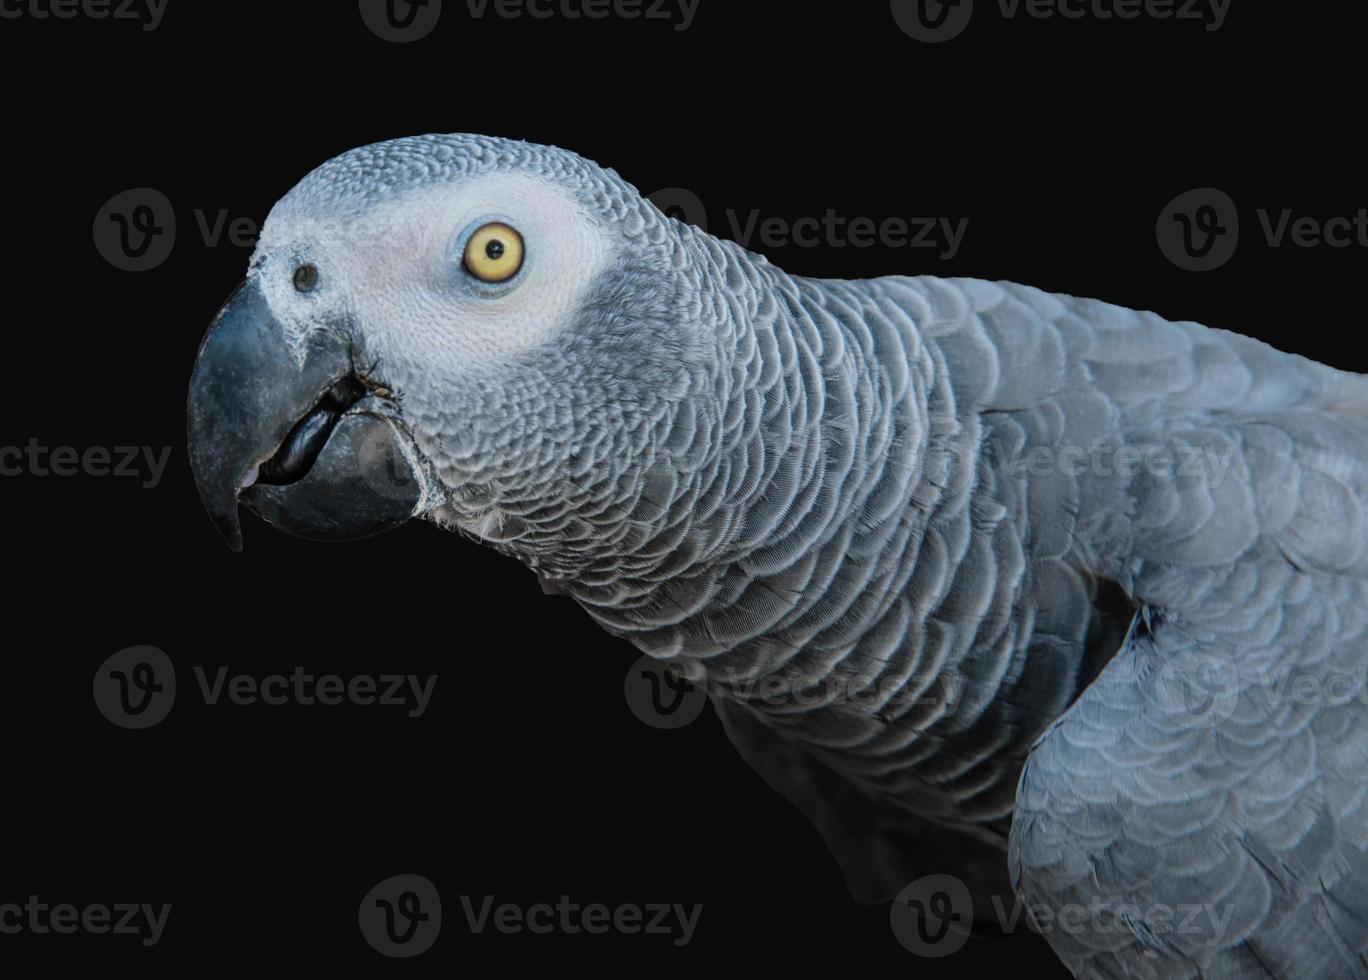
[188,134,720,572]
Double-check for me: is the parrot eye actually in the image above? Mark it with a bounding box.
[463,222,524,284]
[293,263,319,293]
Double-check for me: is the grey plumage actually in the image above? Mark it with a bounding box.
[192,134,1368,978]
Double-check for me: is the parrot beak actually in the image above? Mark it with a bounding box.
[187,278,425,551]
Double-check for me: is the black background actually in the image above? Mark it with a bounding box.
[3,0,1364,973]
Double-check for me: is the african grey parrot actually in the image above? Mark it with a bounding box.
[187,134,1368,978]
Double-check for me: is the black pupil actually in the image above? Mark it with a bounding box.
[293,264,318,292]
[484,239,505,261]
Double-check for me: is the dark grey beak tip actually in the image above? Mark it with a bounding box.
[188,430,245,552]
[190,477,245,552]
[215,512,245,553]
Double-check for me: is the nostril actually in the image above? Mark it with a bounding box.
[293,263,319,293]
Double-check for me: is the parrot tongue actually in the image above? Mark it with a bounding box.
[256,377,366,485]
[239,405,426,544]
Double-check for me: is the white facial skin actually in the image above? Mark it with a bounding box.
[251,171,615,384]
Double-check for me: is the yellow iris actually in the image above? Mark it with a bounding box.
[463,222,525,283]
